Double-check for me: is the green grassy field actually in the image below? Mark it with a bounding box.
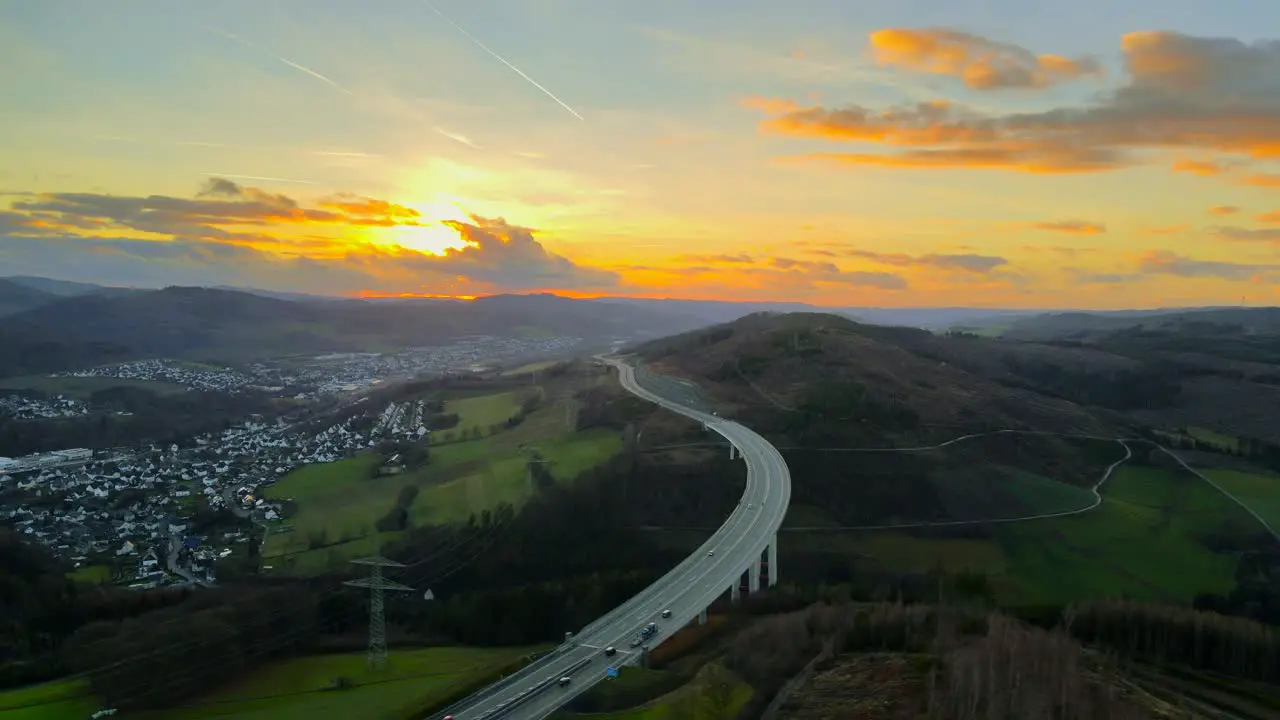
[132,645,543,720]
[263,430,622,573]
[1202,468,1280,530]
[262,383,623,574]
[1187,426,1240,452]
[0,374,188,398]
[0,679,97,720]
[929,465,1097,521]
[444,391,522,435]
[656,462,1266,606]
[996,464,1256,604]
[67,564,112,584]
[997,468,1097,512]
[0,647,529,718]
[842,460,1266,605]
[1153,426,1240,453]
[407,429,623,526]
[823,465,1253,604]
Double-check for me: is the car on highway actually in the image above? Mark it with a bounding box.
[708,550,714,556]
[748,503,753,509]
[559,676,572,687]
[661,609,672,618]
[605,646,616,656]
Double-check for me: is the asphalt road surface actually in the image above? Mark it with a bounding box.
[428,357,791,720]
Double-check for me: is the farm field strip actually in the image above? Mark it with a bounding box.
[260,379,621,574]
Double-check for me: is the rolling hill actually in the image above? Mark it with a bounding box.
[0,278,57,317]
[633,310,1280,444]
[3,275,111,298]
[629,312,1134,529]
[990,306,1280,341]
[0,286,722,376]
[633,312,1121,442]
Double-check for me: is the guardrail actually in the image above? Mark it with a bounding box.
[486,656,595,720]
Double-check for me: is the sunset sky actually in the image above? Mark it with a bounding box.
[3,0,1279,308]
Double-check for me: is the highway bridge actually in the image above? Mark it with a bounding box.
[429,356,792,720]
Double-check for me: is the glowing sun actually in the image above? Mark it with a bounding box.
[379,200,473,255]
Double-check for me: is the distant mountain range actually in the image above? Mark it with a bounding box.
[0,283,732,376]
[6,275,1273,326]
[962,307,1280,340]
[0,275,1276,377]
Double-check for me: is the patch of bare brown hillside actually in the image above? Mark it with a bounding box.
[739,603,1187,720]
[638,313,1116,440]
[779,653,930,719]
[780,650,1192,720]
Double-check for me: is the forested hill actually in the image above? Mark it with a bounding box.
[633,312,1123,448]
[634,310,1280,445]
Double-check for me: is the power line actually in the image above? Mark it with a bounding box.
[344,535,414,671]
[32,514,519,712]
[20,514,522,713]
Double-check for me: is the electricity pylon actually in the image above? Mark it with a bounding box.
[344,536,413,671]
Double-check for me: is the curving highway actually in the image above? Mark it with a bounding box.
[429,356,791,720]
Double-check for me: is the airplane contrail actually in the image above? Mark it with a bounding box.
[435,127,483,149]
[422,1,584,121]
[205,26,353,95]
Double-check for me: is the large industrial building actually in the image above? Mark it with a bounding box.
[0,448,94,474]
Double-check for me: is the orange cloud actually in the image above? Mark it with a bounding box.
[1,178,617,294]
[1208,205,1240,215]
[748,31,1280,173]
[1030,220,1107,234]
[673,253,755,264]
[785,148,1119,174]
[1258,211,1280,224]
[1241,174,1280,188]
[319,194,422,220]
[869,28,1103,90]
[1173,159,1226,176]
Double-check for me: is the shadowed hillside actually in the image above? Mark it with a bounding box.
[634,312,1121,447]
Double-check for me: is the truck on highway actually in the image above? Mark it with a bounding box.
[630,622,658,647]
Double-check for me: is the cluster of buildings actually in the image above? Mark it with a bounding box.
[0,333,586,589]
[0,395,431,588]
[55,359,257,393]
[0,394,89,420]
[250,335,585,398]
